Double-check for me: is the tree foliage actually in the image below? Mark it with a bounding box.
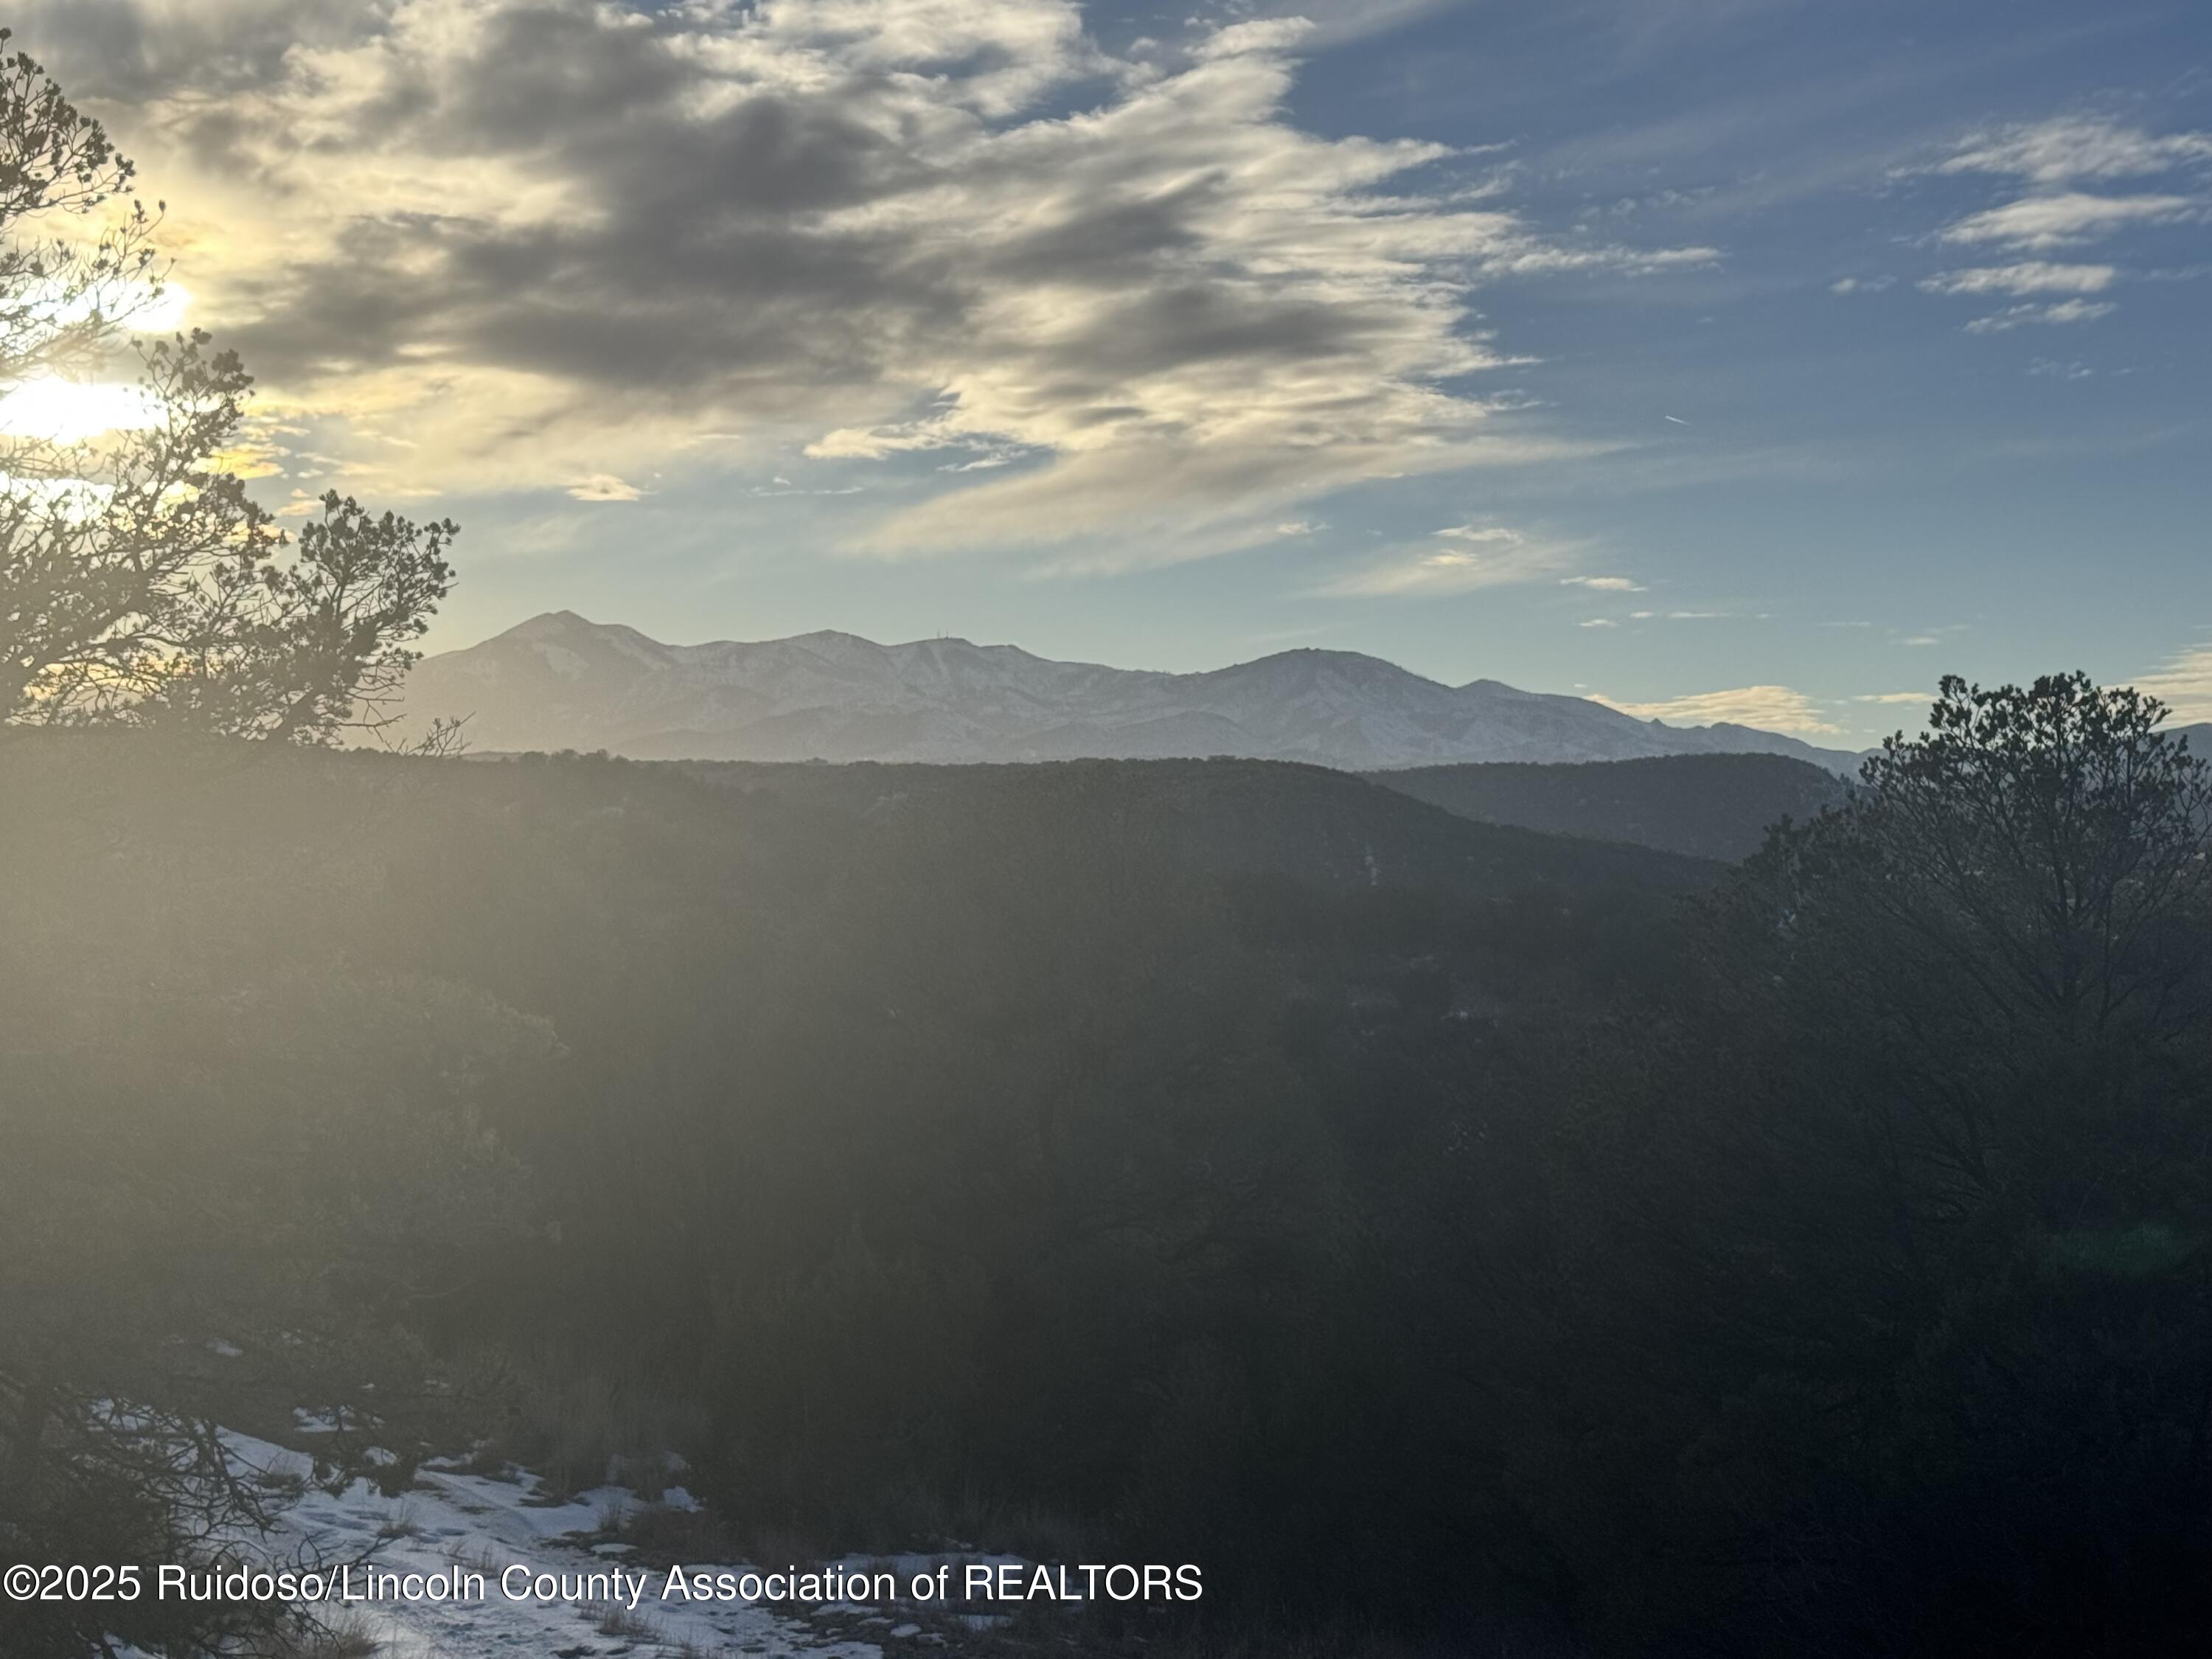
[0,736,548,1658]
[0,37,455,742]
[1490,674,2212,1654]
[0,28,156,389]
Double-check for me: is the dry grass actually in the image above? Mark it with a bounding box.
[587,1603,720,1658]
[995,1610,1588,1659]
[616,1498,742,1560]
[373,1502,425,1541]
[270,1613,383,1658]
[450,1347,703,1503]
[595,1604,658,1639]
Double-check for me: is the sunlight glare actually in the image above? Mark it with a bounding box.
[0,377,163,444]
[129,281,192,333]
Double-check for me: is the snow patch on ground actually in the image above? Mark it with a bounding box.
[220,1430,886,1658]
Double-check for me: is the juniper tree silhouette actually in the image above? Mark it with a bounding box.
[0,32,456,745]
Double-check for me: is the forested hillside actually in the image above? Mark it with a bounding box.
[685,756,1718,894]
[9,672,2212,1659]
[1374,751,1851,860]
[0,734,1703,1653]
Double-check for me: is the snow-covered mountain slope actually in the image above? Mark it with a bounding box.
[394,611,1865,772]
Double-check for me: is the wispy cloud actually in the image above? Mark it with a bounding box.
[1900,116,2210,344]
[1910,114,2208,349]
[1596,685,1843,736]
[568,474,644,503]
[1936,116,2212,187]
[1559,574,1645,591]
[23,0,1711,569]
[2131,640,2212,723]
[1893,622,1969,647]
[1313,524,1577,597]
[1964,299,2117,333]
[1919,262,2117,296]
[1940,192,2197,251]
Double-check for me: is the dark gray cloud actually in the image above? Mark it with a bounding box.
[29,0,1709,554]
[11,0,387,100]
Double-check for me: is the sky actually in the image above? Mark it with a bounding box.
[5,0,2210,741]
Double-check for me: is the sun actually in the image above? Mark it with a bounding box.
[0,377,163,444]
[128,280,193,335]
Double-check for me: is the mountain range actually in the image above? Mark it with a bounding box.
[397,611,1874,773]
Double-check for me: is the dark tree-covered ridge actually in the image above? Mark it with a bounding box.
[1374,750,1851,860]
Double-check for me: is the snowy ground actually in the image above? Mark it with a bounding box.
[186,1432,1013,1658]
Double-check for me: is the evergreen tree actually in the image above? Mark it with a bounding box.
[0,33,455,742]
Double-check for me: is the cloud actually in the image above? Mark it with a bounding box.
[7,0,388,100]
[1920,115,2208,254]
[1937,115,2212,187]
[1851,691,1931,705]
[1313,524,1577,597]
[567,474,643,502]
[869,434,1616,569]
[1559,574,1644,591]
[1597,685,1844,735]
[2131,641,2212,723]
[1896,116,2206,338]
[1938,192,2197,251]
[1919,262,2117,296]
[1578,617,1618,629]
[1205,0,1464,52]
[1963,299,2116,333]
[1830,274,1894,294]
[21,0,1711,566]
[1893,622,1975,644]
[1193,18,1317,60]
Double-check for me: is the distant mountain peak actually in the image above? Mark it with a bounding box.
[399,617,1865,773]
[787,627,883,648]
[501,608,599,637]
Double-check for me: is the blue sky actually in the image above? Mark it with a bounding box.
[16,0,2211,739]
